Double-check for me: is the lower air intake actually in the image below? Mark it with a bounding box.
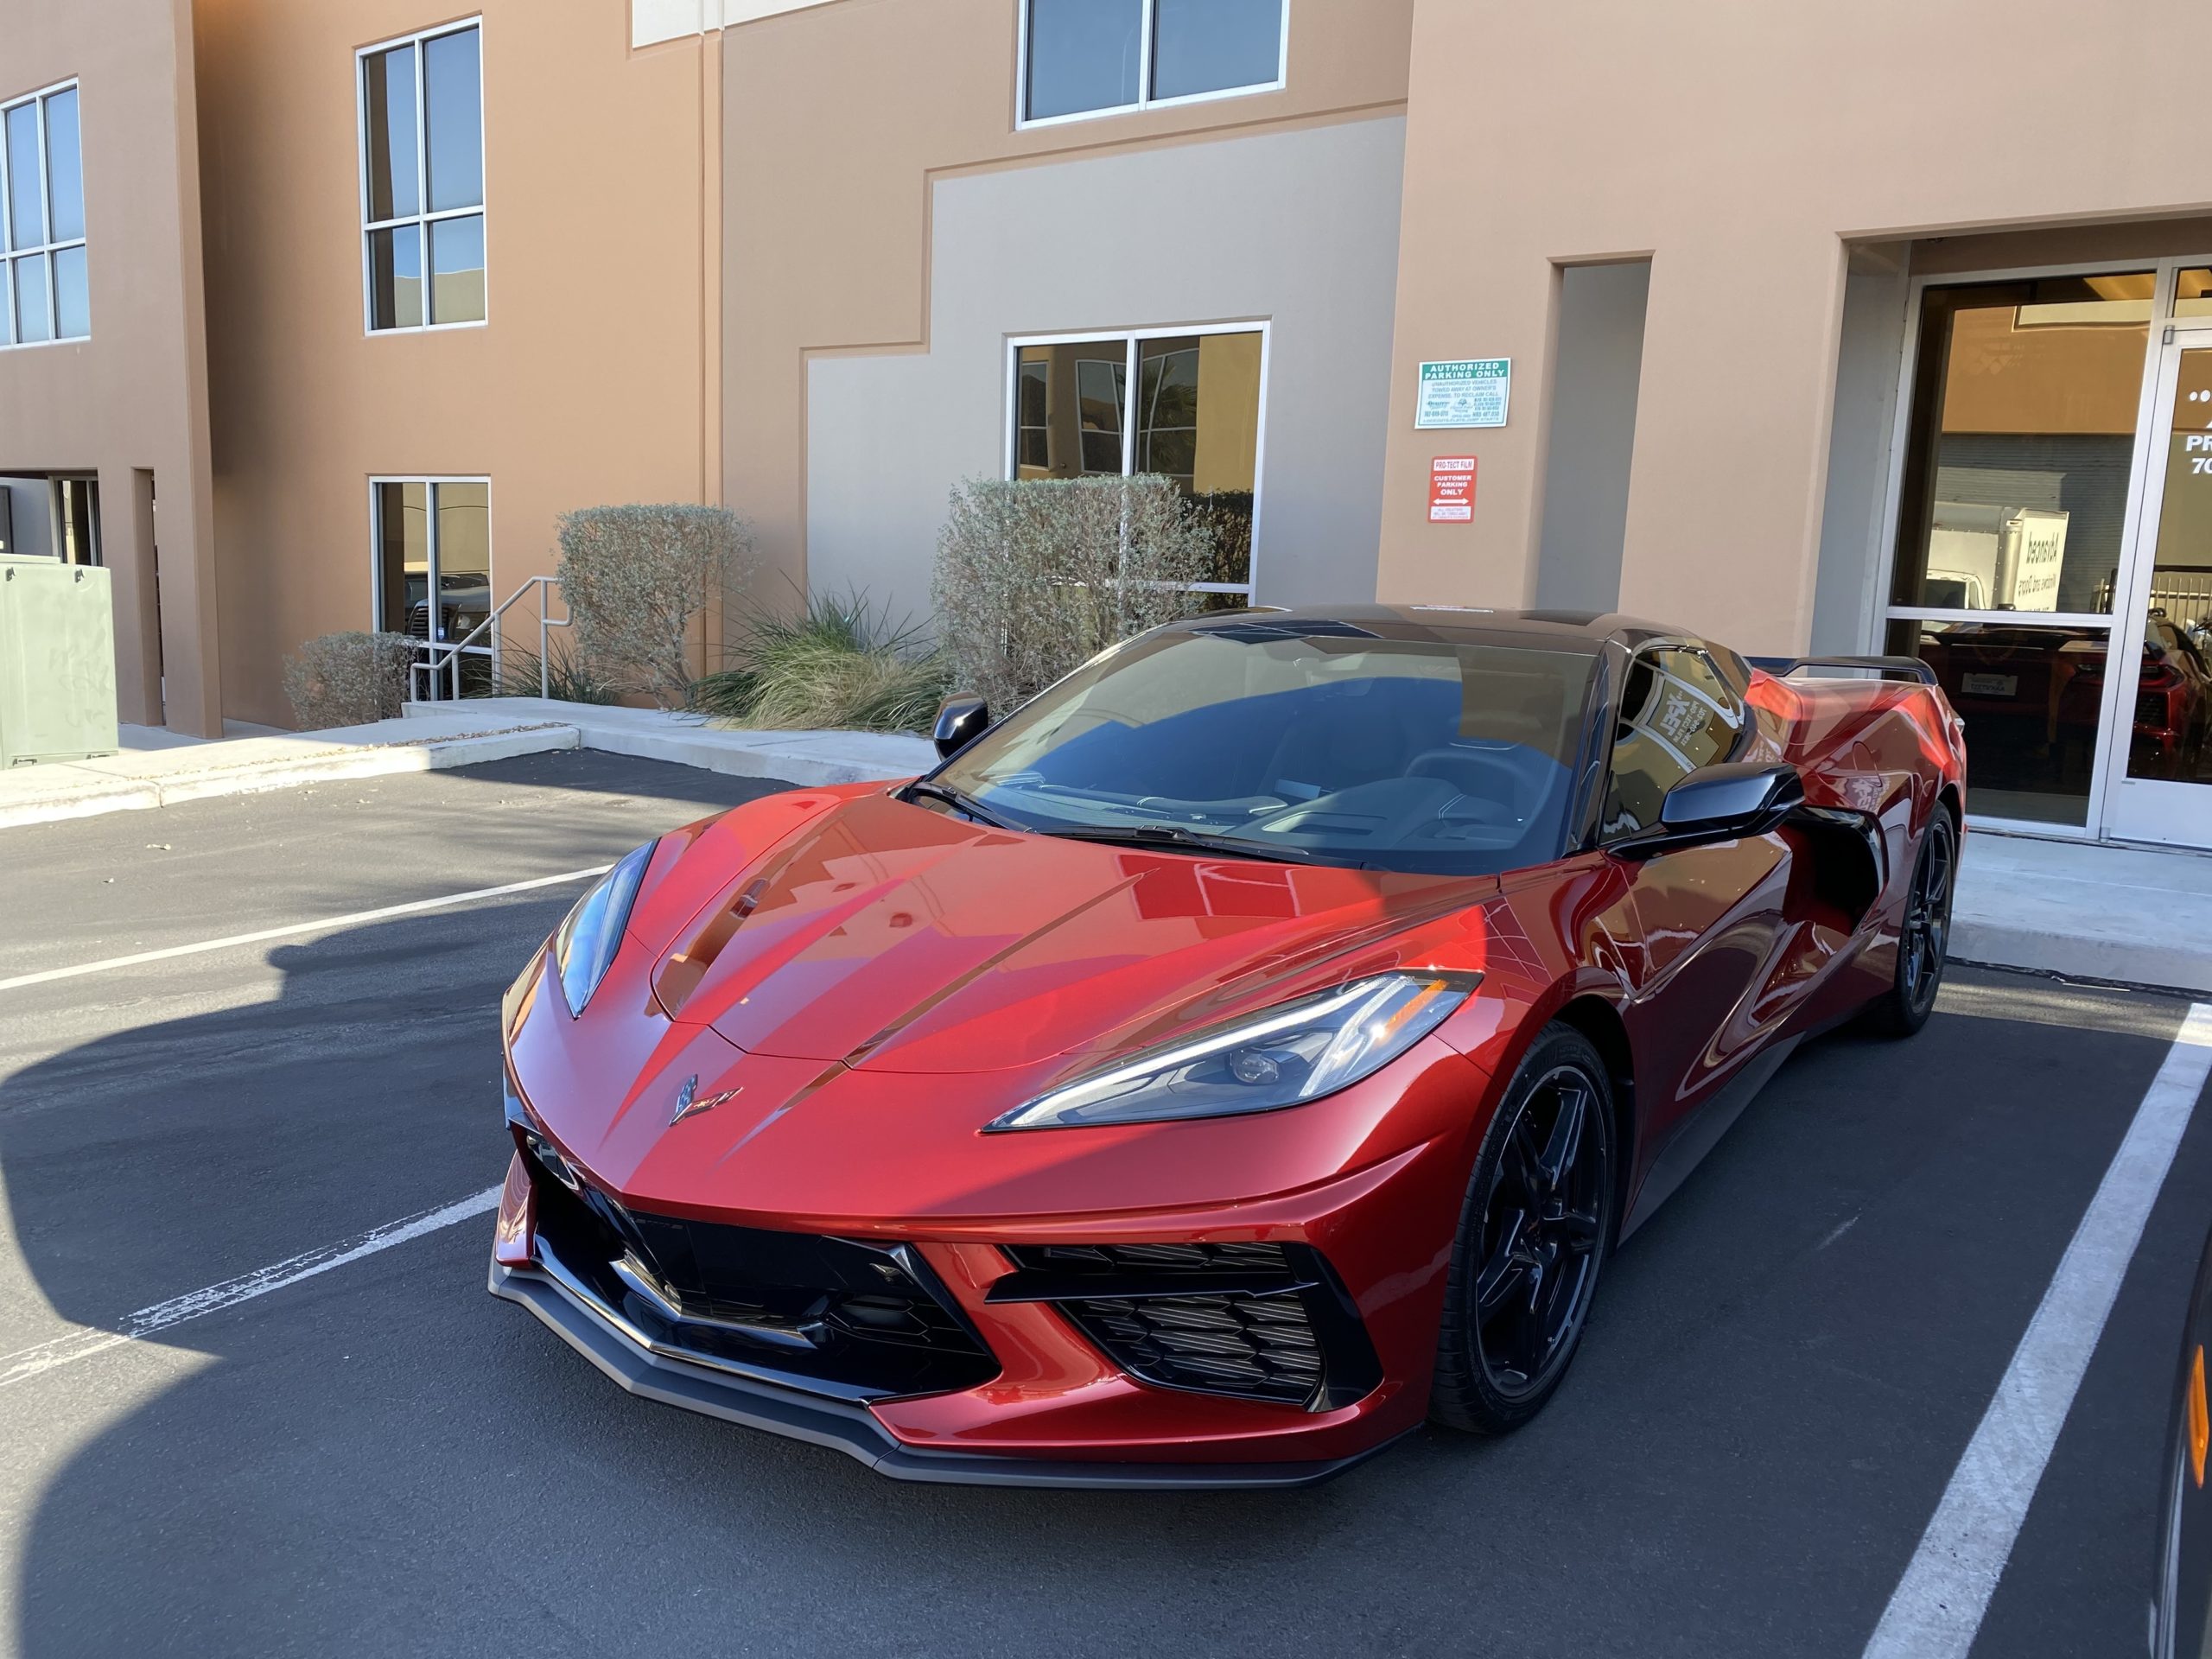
[997,1241,1382,1411]
[1061,1289,1325,1404]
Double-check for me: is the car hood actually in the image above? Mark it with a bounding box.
[638,789,1497,1074]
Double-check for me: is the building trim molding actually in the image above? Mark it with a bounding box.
[632,0,836,48]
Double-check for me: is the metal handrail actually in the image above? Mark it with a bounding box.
[410,575,573,702]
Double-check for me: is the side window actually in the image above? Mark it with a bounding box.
[1009,329,1263,605]
[2,81,89,346]
[1600,648,1744,841]
[1022,0,1287,126]
[360,21,485,331]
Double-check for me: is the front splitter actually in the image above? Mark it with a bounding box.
[490,1257,1403,1490]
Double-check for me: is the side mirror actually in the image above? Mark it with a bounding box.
[932,693,990,760]
[1618,762,1805,859]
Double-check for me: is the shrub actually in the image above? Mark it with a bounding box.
[690,588,949,733]
[931,474,1215,711]
[281,631,416,730]
[496,632,620,704]
[555,504,752,709]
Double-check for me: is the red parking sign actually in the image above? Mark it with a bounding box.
[1428,456,1476,522]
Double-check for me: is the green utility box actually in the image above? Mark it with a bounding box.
[0,555,120,766]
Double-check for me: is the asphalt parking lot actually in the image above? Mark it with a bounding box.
[0,748,2205,1657]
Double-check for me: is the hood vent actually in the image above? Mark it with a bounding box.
[656,876,768,1015]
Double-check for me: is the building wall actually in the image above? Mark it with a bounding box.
[0,0,218,731]
[38,0,2209,730]
[1379,0,2212,656]
[806,118,1407,625]
[721,0,1416,616]
[1808,251,1910,654]
[193,0,720,727]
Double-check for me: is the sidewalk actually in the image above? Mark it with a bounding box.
[5,697,2208,995]
[422,697,936,789]
[1950,830,2212,996]
[0,699,935,832]
[0,709,580,828]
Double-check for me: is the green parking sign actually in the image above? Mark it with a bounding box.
[1415,359,1511,429]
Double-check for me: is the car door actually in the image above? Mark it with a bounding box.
[1592,646,1796,1158]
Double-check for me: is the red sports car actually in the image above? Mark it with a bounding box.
[490,607,1967,1486]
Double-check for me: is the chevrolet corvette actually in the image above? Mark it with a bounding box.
[490,606,1967,1486]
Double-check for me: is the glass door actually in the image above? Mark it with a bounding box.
[2099,325,2212,845]
[1884,273,2157,830]
[372,478,493,698]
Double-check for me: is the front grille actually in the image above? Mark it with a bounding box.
[997,1242,1381,1412]
[518,1135,997,1402]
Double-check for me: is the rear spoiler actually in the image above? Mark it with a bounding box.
[1748,654,1937,686]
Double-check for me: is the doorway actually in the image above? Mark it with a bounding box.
[1884,270,2152,828]
[370,477,493,698]
[1881,261,2212,844]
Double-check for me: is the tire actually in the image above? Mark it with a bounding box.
[2155,1430,2187,1659]
[1862,804,1957,1038]
[1431,1024,1617,1435]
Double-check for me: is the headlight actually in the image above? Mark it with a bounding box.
[987,970,1480,1132]
[500,956,537,1040]
[551,840,656,1016]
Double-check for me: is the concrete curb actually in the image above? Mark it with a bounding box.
[0,774,162,827]
[0,697,934,832]
[1949,921,2212,999]
[0,722,577,830]
[543,721,917,789]
[1946,829,2212,998]
[404,699,936,789]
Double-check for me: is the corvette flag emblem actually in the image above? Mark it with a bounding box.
[670,1074,741,1125]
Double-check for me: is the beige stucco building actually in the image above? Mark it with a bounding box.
[7,0,2212,849]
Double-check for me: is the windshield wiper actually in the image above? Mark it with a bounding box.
[1032,823,1335,866]
[908,787,1348,867]
[901,780,1020,830]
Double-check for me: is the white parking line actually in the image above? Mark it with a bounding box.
[1863,1001,2212,1659]
[0,1185,501,1391]
[0,866,610,995]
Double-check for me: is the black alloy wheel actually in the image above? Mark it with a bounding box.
[1866,806,1956,1038]
[1432,1024,1616,1434]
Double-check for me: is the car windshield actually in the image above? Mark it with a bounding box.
[929,621,1601,876]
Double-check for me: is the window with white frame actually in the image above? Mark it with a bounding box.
[0,80,88,348]
[372,476,493,692]
[1020,0,1286,126]
[1011,327,1266,601]
[359,21,485,331]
